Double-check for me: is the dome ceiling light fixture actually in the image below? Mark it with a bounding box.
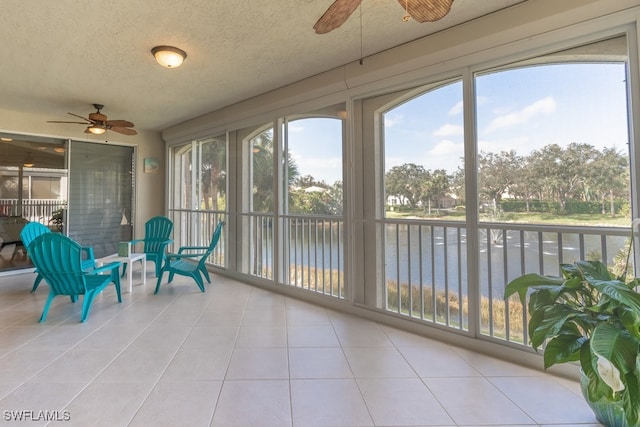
[23,152,34,168]
[151,45,187,68]
[87,124,106,135]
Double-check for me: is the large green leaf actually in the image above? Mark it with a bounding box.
[589,279,640,313]
[575,260,612,281]
[618,306,640,340]
[543,334,585,369]
[622,369,640,425]
[591,323,638,375]
[531,305,584,348]
[504,273,564,304]
[528,289,554,314]
[562,275,583,290]
[560,262,580,278]
[528,307,545,348]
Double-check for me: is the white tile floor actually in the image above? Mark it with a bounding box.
[0,268,603,426]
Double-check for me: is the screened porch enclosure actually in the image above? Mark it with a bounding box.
[167,32,638,355]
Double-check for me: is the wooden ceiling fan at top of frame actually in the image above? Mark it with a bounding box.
[313,0,454,34]
[46,103,137,136]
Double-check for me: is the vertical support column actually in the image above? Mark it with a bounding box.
[463,67,481,338]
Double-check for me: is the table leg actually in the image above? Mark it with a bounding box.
[141,257,147,286]
[128,262,133,293]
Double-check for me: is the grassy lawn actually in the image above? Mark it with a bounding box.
[386,208,631,227]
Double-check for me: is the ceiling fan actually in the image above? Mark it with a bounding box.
[47,103,137,136]
[314,0,454,34]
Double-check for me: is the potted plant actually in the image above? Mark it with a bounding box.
[504,259,640,426]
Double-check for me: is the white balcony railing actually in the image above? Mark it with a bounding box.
[0,199,66,225]
[170,208,632,350]
[381,218,632,346]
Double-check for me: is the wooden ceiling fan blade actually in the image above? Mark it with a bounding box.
[400,0,454,23]
[109,127,137,136]
[314,0,362,34]
[47,120,88,124]
[67,112,92,123]
[106,119,134,128]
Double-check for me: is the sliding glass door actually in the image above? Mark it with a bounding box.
[67,141,134,258]
[0,133,67,273]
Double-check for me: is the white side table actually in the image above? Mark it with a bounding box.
[97,252,146,293]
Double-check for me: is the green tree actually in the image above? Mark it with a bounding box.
[385,163,427,209]
[477,150,521,209]
[419,169,450,214]
[587,146,629,216]
[528,143,598,209]
[201,139,226,211]
[251,128,299,212]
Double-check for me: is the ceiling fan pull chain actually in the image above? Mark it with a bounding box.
[359,3,363,65]
[403,0,411,22]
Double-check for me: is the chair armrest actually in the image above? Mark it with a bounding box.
[91,261,121,275]
[81,246,95,260]
[177,245,207,254]
[166,252,203,260]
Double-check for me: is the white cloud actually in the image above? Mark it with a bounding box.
[424,139,464,172]
[448,96,488,116]
[433,124,463,137]
[448,100,463,116]
[478,136,531,154]
[294,155,343,183]
[485,96,556,133]
[384,113,404,128]
[288,124,305,133]
[427,139,463,157]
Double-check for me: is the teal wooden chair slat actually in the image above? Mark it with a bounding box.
[155,221,224,294]
[20,222,96,293]
[125,216,173,277]
[28,233,122,322]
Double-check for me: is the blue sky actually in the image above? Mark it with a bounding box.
[287,62,628,183]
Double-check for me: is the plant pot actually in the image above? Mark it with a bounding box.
[580,371,631,427]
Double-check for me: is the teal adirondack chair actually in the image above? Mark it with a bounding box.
[28,233,122,322]
[124,216,173,277]
[155,221,224,294]
[20,222,96,293]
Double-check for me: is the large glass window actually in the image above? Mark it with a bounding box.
[384,80,465,220]
[474,36,633,343]
[380,80,468,329]
[282,108,345,296]
[169,136,227,266]
[286,116,343,215]
[249,128,275,213]
[475,39,630,228]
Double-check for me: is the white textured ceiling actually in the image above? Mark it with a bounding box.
[0,0,524,133]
